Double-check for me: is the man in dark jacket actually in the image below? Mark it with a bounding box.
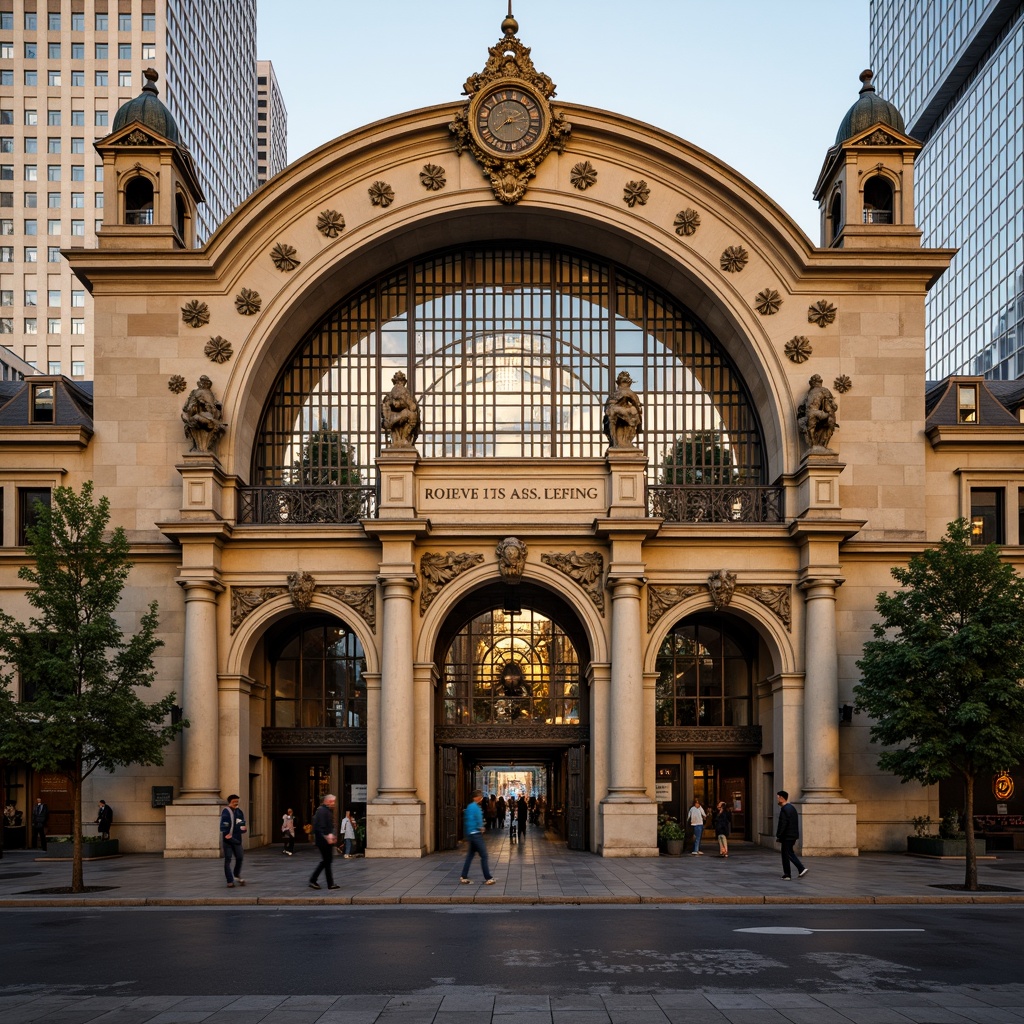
[220,794,247,888]
[308,793,340,890]
[95,800,113,840]
[31,797,48,851]
[775,790,807,880]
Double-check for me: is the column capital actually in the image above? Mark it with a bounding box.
[607,574,647,594]
[176,577,225,599]
[798,575,843,595]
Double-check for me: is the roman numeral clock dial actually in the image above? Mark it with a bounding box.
[474,86,546,156]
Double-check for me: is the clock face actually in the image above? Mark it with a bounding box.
[475,86,545,155]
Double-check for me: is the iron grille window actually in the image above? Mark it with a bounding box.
[442,608,581,726]
[655,616,754,727]
[254,246,766,490]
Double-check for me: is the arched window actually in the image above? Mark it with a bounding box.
[254,246,767,491]
[863,175,893,224]
[124,175,153,225]
[269,617,366,728]
[655,615,754,726]
[175,192,186,242]
[830,190,844,245]
[441,607,581,726]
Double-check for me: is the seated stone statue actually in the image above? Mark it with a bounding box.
[797,374,838,452]
[380,371,420,448]
[181,375,227,454]
[603,371,643,449]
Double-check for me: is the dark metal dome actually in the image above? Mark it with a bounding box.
[835,70,906,145]
[111,68,180,144]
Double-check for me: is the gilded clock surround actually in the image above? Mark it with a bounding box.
[450,11,571,204]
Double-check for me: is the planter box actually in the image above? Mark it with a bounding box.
[48,838,120,858]
[906,836,985,857]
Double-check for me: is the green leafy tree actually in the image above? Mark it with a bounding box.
[0,483,185,892]
[293,430,360,486]
[854,519,1024,890]
[661,432,737,484]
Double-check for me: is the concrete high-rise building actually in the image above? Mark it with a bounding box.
[0,0,259,380]
[871,2,1024,381]
[256,59,287,186]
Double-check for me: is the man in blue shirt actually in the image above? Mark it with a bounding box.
[220,794,247,888]
[460,789,495,885]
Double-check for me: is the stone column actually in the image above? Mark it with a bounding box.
[164,579,223,858]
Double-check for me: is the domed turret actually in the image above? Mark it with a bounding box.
[111,68,181,144]
[834,70,905,145]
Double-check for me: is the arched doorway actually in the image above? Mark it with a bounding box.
[654,613,765,843]
[433,581,591,851]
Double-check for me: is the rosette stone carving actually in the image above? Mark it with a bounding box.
[234,288,261,315]
[368,180,395,208]
[167,374,187,394]
[569,161,597,190]
[674,209,701,236]
[204,335,232,364]
[270,242,300,271]
[833,375,852,394]
[541,551,604,613]
[419,164,446,191]
[647,584,700,631]
[784,336,812,363]
[755,288,782,316]
[230,586,286,634]
[316,209,345,237]
[180,300,210,329]
[420,551,484,613]
[808,299,837,328]
[720,246,748,273]
[623,180,649,207]
[321,585,377,633]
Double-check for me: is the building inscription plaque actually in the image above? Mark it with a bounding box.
[419,475,605,514]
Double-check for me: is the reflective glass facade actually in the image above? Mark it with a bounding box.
[871,2,1024,379]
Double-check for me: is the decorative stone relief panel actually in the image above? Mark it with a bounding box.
[231,586,287,634]
[321,585,377,633]
[646,582,791,632]
[735,584,791,631]
[420,551,484,613]
[647,584,700,631]
[540,551,604,613]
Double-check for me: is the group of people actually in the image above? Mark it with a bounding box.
[481,793,544,833]
[680,791,808,879]
[219,794,360,890]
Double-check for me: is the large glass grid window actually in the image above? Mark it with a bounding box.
[255,247,766,490]
[441,608,581,726]
[655,616,754,727]
[270,619,366,729]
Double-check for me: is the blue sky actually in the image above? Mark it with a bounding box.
[256,1,868,240]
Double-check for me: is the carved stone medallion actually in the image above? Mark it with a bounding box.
[287,570,317,611]
[785,336,812,364]
[316,209,345,237]
[234,288,261,315]
[707,569,737,611]
[419,164,446,191]
[167,374,187,394]
[569,161,597,190]
[420,551,485,613]
[720,246,749,273]
[180,300,210,329]
[623,180,650,207]
[673,209,701,236]
[833,375,852,394]
[541,551,604,613]
[808,299,837,328]
[449,12,571,205]
[755,288,782,315]
[368,181,395,208]
[204,335,232,364]
[270,242,300,271]
[496,537,528,584]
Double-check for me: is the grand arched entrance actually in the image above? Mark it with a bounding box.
[433,581,591,851]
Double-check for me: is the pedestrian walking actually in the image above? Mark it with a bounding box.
[713,800,732,857]
[776,790,808,880]
[281,807,296,855]
[340,809,357,858]
[308,794,340,890]
[219,794,247,888]
[687,798,706,855]
[460,789,494,884]
[31,797,49,851]
[516,794,528,840]
[496,795,507,829]
[95,799,113,840]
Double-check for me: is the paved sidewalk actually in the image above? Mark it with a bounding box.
[1,827,1021,906]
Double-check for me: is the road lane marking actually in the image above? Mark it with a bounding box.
[735,927,925,935]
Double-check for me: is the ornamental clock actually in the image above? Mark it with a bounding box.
[471,84,547,158]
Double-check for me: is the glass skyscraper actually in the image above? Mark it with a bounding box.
[871,1,1024,380]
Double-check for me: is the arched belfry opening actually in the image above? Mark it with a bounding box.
[862,174,894,224]
[124,175,154,225]
[433,580,592,852]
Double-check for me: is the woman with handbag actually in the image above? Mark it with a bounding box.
[281,807,296,856]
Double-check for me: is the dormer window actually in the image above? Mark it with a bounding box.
[125,175,154,225]
[863,175,893,224]
[30,383,54,422]
[957,383,978,423]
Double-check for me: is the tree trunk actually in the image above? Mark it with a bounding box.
[963,772,977,891]
[71,756,83,893]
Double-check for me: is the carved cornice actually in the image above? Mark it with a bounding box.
[321,585,377,633]
[436,724,589,744]
[420,551,485,613]
[541,551,604,613]
[656,725,762,749]
[261,727,366,750]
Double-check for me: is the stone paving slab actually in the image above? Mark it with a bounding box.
[1,830,1022,908]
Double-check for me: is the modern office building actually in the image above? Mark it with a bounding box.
[0,0,260,380]
[2,15,1022,860]
[256,60,287,186]
[871,1,1024,381]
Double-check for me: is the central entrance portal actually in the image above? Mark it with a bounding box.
[434,582,591,852]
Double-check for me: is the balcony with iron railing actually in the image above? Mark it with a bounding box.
[237,484,377,525]
[647,484,784,524]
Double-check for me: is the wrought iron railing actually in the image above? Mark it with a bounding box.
[648,485,784,524]
[237,485,377,525]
